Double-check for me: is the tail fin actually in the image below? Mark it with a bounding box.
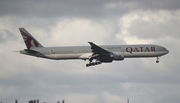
[19,28,43,49]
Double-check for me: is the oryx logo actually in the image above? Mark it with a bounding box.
[20,31,39,49]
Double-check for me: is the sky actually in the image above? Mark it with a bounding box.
[0,0,180,103]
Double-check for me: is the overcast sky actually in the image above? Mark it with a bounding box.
[0,0,179,103]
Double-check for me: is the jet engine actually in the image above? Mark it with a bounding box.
[111,51,124,60]
[97,52,124,63]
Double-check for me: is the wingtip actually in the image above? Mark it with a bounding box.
[19,28,25,30]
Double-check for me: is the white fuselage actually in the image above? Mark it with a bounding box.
[20,44,169,60]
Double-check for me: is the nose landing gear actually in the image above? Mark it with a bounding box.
[156,57,159,63]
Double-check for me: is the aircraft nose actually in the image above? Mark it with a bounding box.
[165,48,169,54]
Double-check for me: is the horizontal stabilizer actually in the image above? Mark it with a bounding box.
[24,49,39,54]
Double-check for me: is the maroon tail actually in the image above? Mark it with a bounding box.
[19,28,43,49]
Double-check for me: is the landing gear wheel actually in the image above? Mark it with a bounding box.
[86,64,89,67]
[156,57,159,63]
[86,61,102,67]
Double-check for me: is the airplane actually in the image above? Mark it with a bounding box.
[19,28,169,67]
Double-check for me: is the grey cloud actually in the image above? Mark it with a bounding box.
[127,16,180,40]
[116,0,180,11]
[0,29,16,42]
[0,0,108,18]
[1,0,180,19]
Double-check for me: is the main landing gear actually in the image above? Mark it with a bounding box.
[156,57,159,63]
[86,61,102,67]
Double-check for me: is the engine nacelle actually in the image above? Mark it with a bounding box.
[97,52,124,63]
[98,54,113,62]
[111,52,124,60]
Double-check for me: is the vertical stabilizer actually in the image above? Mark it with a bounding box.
[19,28,43,49]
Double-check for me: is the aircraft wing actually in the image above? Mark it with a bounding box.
[88,42,110,55]
[87,42,124,67]
[88,42,113,64]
